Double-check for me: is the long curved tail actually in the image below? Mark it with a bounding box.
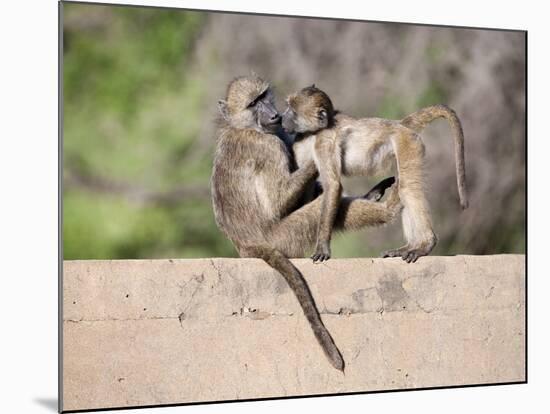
[252,246,344,371]
[401,104,468,209]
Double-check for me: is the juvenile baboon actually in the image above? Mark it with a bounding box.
[211,75,402,371]
[282,85,468,263]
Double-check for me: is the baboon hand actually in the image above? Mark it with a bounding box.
[311,241,331,263]
[364,176,396,202]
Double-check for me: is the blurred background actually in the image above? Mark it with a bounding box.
[62,3,526,260]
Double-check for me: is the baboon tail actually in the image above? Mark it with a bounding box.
[401,104,468,209]
[252,246,345,372]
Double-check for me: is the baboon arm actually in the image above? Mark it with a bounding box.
[312,130,341,260]
[277,161,318,215]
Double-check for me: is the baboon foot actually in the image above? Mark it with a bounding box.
[400,247,427,263]
[311,241,331,263]
[382,246,424,263]
[364,176,396,202]
[383,238,435,263]
[381,245,410,259]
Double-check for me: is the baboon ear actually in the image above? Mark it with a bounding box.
[309,84,316,89]
[318,109,327,121]
[218,100,229,121]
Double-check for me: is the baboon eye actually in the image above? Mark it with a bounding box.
[247,90,268,108]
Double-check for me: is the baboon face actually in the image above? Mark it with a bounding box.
[218,75,281,133]
[282,85,334,134]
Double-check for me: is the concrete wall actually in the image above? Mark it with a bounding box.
[62,255,525,411]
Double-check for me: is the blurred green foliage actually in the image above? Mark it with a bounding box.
[63,4,235,259]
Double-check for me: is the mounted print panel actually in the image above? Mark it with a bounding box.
[60,1,526,412]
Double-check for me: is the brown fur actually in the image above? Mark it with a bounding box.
[283,85,467,263]
[211,76,402,371]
